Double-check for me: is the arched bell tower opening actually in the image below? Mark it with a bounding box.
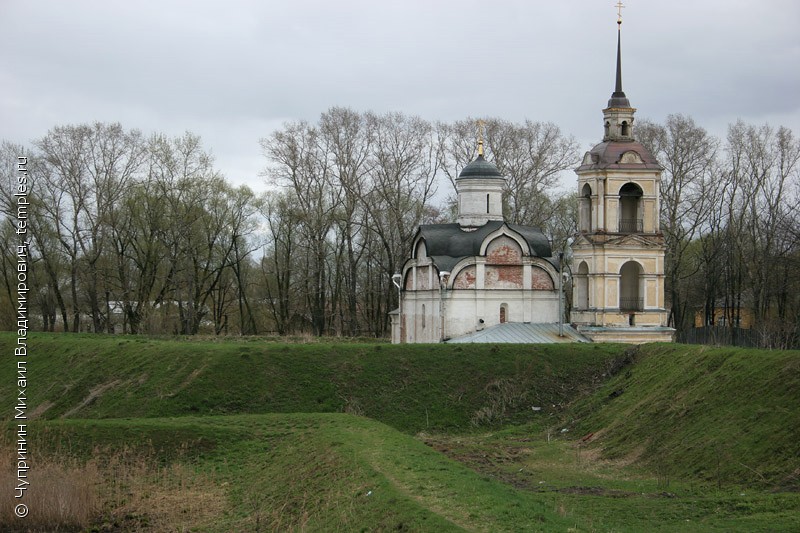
[619,261,643,312]
[618,182,642,233]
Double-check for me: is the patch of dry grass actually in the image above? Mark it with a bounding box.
[0,445,98,531]
[0,444,226,532]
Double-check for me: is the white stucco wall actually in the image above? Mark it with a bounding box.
[456,178,505,227]
[398,287,560,343]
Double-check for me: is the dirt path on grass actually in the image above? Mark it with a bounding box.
[62,380,121,418]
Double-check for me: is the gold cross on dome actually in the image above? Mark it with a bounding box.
[615,1,625,24]
[477,119,485,156]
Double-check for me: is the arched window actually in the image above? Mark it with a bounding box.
[500,304,508,324]
[421,304,426,329]
[619,261,643,312]
[621,120,630,137]
[604,121,610,137]
[576,262,589,310]
[580,184,592,232]
[618,183,643,233]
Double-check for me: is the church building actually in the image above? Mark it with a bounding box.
[569,14,674,343]
[391,11,673,344]
[390,139,563,343]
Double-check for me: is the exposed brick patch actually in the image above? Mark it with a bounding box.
[486,265,523,289]
[486,236,522,264]
[453,265,476,289]
[531,266,555,290]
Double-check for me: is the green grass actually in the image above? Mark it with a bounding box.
[424,424,800,532]
[2,333,799,531]
[9,414,581,531]
[10,414,800,532]
[1,333,626,432]
[567,344,800,490]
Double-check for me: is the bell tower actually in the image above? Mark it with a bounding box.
[570,6,674,343]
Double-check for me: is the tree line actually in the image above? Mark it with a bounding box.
[637,115,800,348]
[1,109,798,346]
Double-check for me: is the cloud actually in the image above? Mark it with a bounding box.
[1,0,798,190]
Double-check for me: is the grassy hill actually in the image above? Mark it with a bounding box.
[9,414,582,531]
[2,333,799,531]
[0,333,626,432]
[568,343,800,490]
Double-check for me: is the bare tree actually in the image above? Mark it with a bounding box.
[363,111,440,333]
[437,117,579,227]
[259,190,301,334]
[637,114,719,330]
[320,107,374,335]
[108,165,170,333]
[262,121,338,335]
[0,142,30,328]
[489,119,579,227]
[724,121,800,346]
[32,123,146,332]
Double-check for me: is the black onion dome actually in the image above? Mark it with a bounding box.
[457,154,504,179]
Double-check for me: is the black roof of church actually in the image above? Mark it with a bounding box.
[457,154,504,179]
[415,220,554,272]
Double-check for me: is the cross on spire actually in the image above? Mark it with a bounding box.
[604,0,634,139]
[610,1,628,102]
[477,119,485,157]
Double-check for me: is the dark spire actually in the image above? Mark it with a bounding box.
[607,15,631,108]
[614,26,624,95]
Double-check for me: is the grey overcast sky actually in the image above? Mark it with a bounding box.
[2,0,799,191]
